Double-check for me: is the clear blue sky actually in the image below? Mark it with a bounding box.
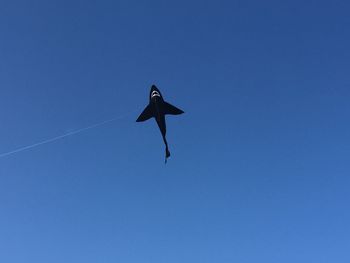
[0,0,349,262]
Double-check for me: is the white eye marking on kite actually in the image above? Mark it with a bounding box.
[151,91,160,98]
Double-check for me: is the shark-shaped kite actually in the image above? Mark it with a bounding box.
[136,85,184,162]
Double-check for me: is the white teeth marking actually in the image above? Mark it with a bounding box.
[151,91,160,98]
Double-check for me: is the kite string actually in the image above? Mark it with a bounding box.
[0,111,135,158]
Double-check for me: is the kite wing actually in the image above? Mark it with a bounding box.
[164,102,184,115]
[136,104,154,122]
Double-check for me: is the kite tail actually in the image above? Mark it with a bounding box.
[163,135,171,163]
[165,146,170,163]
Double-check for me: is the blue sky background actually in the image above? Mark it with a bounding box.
[0,0,349,262]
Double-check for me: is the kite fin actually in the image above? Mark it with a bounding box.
[136,104,153,122]
[164,102,184,115]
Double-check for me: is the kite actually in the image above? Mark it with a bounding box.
[136,85,184,163]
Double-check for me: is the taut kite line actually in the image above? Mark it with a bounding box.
[0,112,133,159]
